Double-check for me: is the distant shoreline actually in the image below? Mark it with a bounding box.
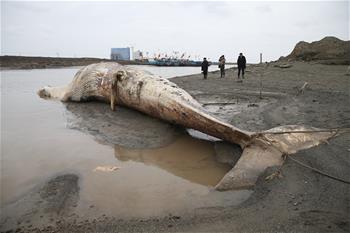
[0,55,238,70]
[0,55,147,70]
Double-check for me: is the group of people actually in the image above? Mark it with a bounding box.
[201,53,246,80]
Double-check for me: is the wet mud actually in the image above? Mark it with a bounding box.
[65,101,184,149]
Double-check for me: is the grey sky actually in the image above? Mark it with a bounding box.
[1,1,349,63]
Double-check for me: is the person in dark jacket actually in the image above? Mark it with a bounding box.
[201,57,209,79]
[218,55,226,78]
[237,53,246,79]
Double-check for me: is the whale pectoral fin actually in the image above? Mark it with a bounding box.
[110,70,127,111]
[110,97,116,111]
[110,83,117,111]
[110,74,119,111]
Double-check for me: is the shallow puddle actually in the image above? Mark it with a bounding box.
[77,134,250,218]
[114,135,231,187]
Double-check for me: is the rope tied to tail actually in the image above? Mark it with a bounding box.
[257,127,350,136]
[287,155,350,185]
[258,127,350,184]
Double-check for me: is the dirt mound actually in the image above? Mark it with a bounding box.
[282,36,350,65]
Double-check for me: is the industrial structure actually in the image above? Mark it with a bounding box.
[133,50,143,60]
[110,47,144,61]
[110,47,204,66]
[110,47,131,61]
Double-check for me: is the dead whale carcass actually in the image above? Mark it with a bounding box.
[37,62,336,190]
[37,62,252,147]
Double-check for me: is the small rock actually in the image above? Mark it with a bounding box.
[275,63,292,68]
[247,103,259,107]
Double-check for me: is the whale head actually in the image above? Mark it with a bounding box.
[37,86,52,98]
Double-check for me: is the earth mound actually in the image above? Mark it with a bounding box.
[281,36,350,65]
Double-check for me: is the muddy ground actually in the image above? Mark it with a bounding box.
[0,56,144,70]
[1,61,349,232]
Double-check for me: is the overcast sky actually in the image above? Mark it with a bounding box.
[1,1,349,62]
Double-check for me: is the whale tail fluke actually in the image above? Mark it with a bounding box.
[216,125,337,190]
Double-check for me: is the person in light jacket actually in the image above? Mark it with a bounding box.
[218,55,226,78]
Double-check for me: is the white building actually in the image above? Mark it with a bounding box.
[133,50,143,60]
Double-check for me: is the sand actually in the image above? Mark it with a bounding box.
[1,61,349,233]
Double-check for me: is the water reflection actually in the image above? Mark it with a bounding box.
[115,135,232,187]
[64,100,233,187]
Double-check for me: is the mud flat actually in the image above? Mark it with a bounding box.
[0,55,143,70]
[1,60,350,232]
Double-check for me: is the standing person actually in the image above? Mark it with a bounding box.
[218,55,226,78]
[201,57,209,79]
[237,53,246,79]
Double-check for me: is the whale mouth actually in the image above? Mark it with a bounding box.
[37,87,51,98]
